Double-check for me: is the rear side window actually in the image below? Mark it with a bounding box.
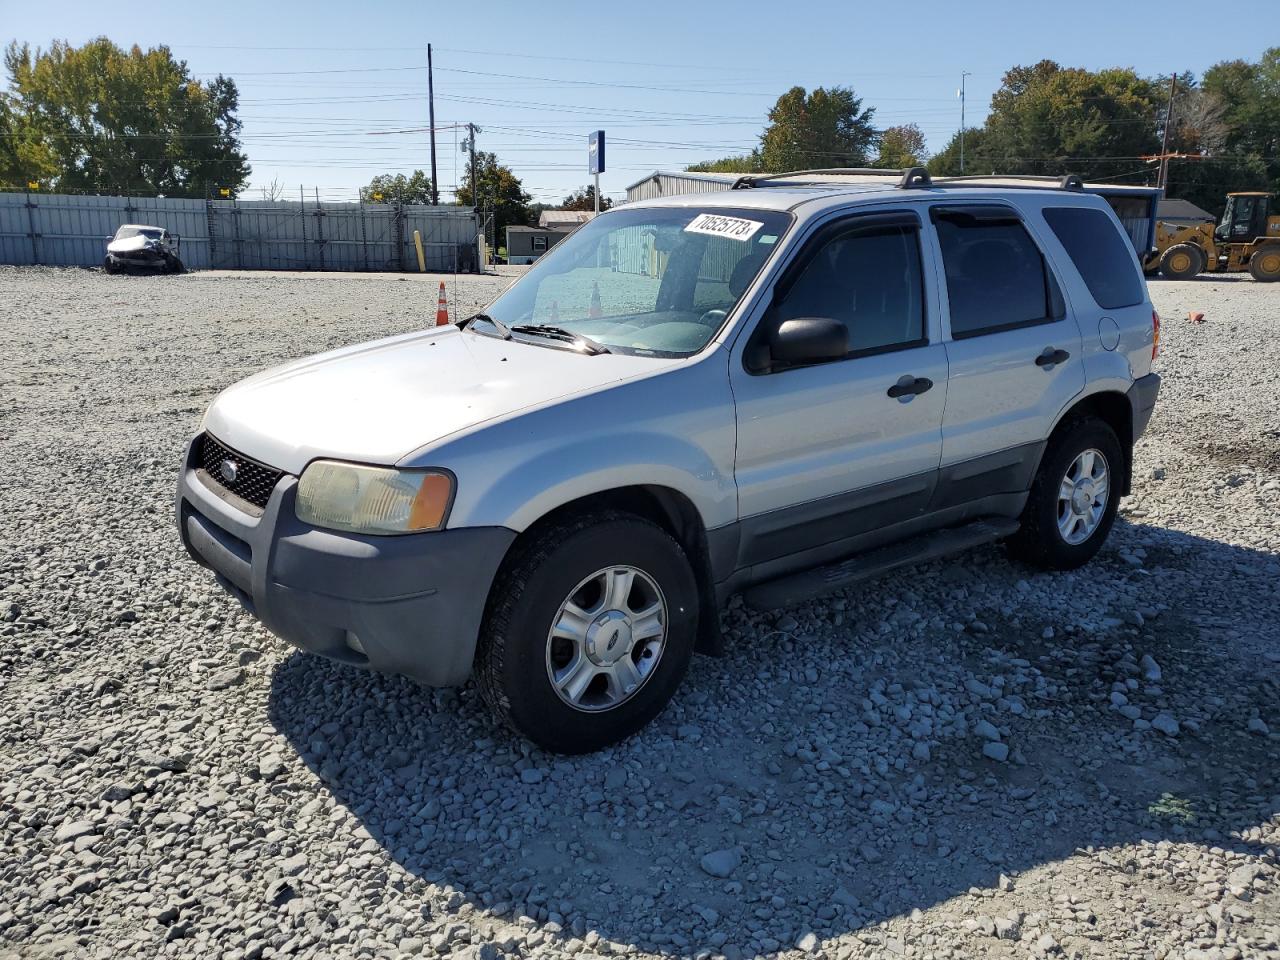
[1043,206,1144,309]
[773,222,925,357]
[933,208,1061,338]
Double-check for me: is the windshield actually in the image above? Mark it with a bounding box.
[479,205,792,357]
[116,226,164,241]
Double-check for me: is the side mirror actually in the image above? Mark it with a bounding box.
[769,317,848,367]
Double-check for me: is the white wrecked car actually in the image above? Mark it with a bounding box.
[104,224,184,274]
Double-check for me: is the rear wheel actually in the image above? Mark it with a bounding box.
[1159,243,1204,280]
[1249,246,1280,282]
[1007,418,1123,570]
[476,511,698,754]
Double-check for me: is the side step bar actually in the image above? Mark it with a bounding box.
[743,517,1021,612]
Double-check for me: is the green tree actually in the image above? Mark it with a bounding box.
[686,85,875,174]
[456,150,531,240]
[360,170,433,204]
[1,38,249,196]
[927,127,996,177]
[929,61,1162,181]
[560,184,612,211]
[875,124,928,168]
[0,95,56,189]
[1199,48,1280,204]
[686,153,762,174]
[759,86,877,171]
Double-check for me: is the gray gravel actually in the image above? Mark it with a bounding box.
[1,266,1278,960]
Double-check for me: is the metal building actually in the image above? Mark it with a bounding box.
[623,171,736,204]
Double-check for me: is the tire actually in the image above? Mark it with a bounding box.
[166,255,186,275]
[1006,418,1124,570]
[1249,246,1280,282]
[1159,243,1204,280]
[102,256,117,275]
[476,511,699,754]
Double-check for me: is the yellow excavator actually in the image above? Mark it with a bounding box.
[1148,191,1280,282]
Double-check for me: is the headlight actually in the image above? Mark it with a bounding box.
[295,461,453,535]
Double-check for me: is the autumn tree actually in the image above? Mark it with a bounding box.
[561,184,613,211]
[875,124,928,168]
[1,38,248,196]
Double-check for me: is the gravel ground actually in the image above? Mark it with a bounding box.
[1,266,1277,960]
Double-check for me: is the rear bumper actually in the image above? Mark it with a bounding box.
[175,437,515,686]
[1128,372,1161,441]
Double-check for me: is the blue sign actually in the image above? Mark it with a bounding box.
[589,130,605,175]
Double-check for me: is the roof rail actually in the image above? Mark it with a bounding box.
[730,166,933,191]
[930,173,1086,191]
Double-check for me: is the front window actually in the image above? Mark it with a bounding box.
[476,206,792,357]
[115,226,164,241]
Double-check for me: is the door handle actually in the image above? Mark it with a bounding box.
[887,376,934,400]
[1035,348,1071,367]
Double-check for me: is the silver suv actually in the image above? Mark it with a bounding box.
[176,169,1161,753]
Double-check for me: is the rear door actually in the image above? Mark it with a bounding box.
[729,207,948,568]
[1039,203,1156,379]
[927,203,1084,501]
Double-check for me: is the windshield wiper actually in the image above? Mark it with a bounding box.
[462,312,511,339]
[511,324,611,355]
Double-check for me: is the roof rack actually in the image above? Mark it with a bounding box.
[730,166,934,191]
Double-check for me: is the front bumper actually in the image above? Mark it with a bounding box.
[175,437,515,686]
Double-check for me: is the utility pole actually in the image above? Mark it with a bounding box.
[959,71,971,174]
[427,44,439,205]
[467,122,478,213]
[1158,72,1178,191]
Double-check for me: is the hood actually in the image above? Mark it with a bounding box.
[203,325,681,475]
[107,235,162,255]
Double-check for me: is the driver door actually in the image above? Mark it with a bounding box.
[729,209,948,569]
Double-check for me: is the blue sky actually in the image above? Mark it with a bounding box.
[3,0,1276,204]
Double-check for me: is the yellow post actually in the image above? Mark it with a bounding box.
[413,230,426,273]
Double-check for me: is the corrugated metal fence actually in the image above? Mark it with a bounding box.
[0,192,481,272]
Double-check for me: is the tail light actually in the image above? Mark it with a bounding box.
[1152,310,1160,360]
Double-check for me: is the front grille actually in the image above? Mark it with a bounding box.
[199,434,284,510]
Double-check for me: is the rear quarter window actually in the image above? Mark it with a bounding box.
[1042,207,1145,309]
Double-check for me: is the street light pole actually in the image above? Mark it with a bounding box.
[427,44,439,205]
[959,71,971,174]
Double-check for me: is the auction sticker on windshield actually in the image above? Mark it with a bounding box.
[684,213,764,242]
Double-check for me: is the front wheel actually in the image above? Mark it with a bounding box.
[1159,243,1204,280]
[476,512,698,754]
[1007,419,1123,570]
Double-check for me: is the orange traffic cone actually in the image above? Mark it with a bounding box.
[435,281,449,326]
[589,281,602,319]
[550,300,560,322]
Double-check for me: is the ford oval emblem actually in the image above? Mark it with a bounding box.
[219,459,240,484]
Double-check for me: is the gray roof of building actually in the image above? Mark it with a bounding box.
[1157,198,1215,221]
